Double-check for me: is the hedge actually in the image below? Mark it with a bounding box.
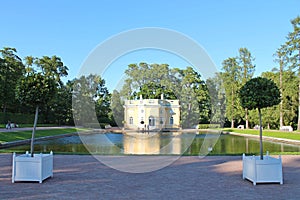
[198,124,221,129]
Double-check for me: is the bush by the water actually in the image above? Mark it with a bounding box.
[198,124,221,129]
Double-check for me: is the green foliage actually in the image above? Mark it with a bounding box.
[72,74,111,127]
[16,73,57,106]
[206,73,226,125]
[221,57,243,126]
[198,124,221,129]
[120,63,211,128]
[239,77,281,110]
[256,70,298,129]
[283,16,300,129]
[0,47,25,114]
[220,48,256,128]
[0,112,45,124]
[110,90,124,126]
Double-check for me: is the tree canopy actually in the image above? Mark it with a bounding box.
[239,77,281,110]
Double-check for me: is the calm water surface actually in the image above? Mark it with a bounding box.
[6,132,300,155]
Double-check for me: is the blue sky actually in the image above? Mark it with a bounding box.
[1,0,300,91]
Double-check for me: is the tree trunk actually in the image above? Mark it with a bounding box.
[245,108,249,129]
[258,108,263,160]
[30,106,39,157]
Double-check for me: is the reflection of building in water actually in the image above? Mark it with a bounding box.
[160,133,182,155]
[123,94,180,130]
[123,132,183,155]
[123,134,160,154]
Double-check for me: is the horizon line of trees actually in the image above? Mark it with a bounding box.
[0,16,299,129]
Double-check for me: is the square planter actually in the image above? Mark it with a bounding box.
[12,151,53,183]
[242,153,283,185]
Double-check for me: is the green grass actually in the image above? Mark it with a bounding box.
[0,124,59,128]
[223,128,300,141]
[0,128,80,143]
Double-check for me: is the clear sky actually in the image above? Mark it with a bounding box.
[1,0,300,91]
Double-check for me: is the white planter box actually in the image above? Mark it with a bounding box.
[12,151,53,183]
[242,153,283,185]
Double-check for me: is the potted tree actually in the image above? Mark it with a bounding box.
[12,56,67,183]
[239,77,282,185]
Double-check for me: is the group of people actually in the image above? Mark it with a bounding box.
[5,121,18,129]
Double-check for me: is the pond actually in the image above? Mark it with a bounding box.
[4,132,300,155]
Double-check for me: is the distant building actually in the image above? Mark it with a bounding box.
[123,94,180,130]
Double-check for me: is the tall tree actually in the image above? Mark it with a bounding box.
[0,47,24,115]
[285,16,300,130]
[239,77,280,160]
[110,90,124,126]
[221,57,242,128]
[206,73,226,125]
[274,45,289,128]
[72,74,110,127]
[262,70,298,129]
[238,48,255,129]
[172,67,210,127]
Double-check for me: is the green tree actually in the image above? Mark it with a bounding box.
[110,90,124,126]
[238,48,255,129]
[0,47,24,115]
[274,45,289,127]
[16,56,67,157]
[221,57,242,128]
[169,67,209,127]
[239,77,280,160]
[260,70,298,129]
[206,73,226,125]
[72,74,110,127]
[285,16,300,130]
[16,73,56,157]
[49,83,73,125]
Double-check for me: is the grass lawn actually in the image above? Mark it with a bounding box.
[223,128,300,141]
[0,128,80,143]
[0,124,58,128]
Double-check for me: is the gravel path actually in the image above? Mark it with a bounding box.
[1,154,300,199]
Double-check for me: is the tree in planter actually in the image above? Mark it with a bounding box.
[16,73,56,157]
[239,77,280,160]
[16,56,67,157]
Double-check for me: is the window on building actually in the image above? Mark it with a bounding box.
[160,117,163,124]
[149,117,155,126]
[170,117,174,125]
[129,117,133,125]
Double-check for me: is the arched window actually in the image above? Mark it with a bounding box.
[170,117,174,125]
[149,116,155,126]
[129,117,133,125]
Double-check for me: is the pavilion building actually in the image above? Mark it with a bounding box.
[123,94,180,131]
